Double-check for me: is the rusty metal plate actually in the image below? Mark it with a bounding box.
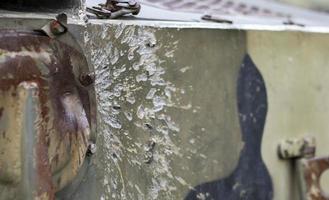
[0,30,95,199]
[299,157,329,200]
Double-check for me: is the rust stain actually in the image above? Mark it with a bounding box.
[0,30,93,198]
[302,157,329,200]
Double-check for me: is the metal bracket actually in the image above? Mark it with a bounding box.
[278,137,329,200]
[87,0,141,19]
[39,13,68,38]
[298,157,329,200]
[278,137,316,159]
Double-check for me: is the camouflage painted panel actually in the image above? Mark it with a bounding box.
[79,22,275,200]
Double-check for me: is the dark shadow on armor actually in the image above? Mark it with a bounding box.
[185,54,273,200]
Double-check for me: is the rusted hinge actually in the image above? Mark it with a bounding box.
[39,13,68,38]
[278,137,329,200]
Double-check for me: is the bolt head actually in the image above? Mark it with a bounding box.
[79,73,95,87]
[50,20,67,35]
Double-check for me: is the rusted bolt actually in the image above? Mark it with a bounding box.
[50,13,68,36]
[50,20,67,36]
[38,14,67,38]
[87,143,97,155]
[79,72,95,87]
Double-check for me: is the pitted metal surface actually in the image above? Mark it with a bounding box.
[84,23,245,200]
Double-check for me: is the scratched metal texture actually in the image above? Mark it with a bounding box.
[81,21,329,200]
[1,10,329,200]
[83,22,246,200]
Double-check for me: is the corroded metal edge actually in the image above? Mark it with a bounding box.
[0,29,97,199]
